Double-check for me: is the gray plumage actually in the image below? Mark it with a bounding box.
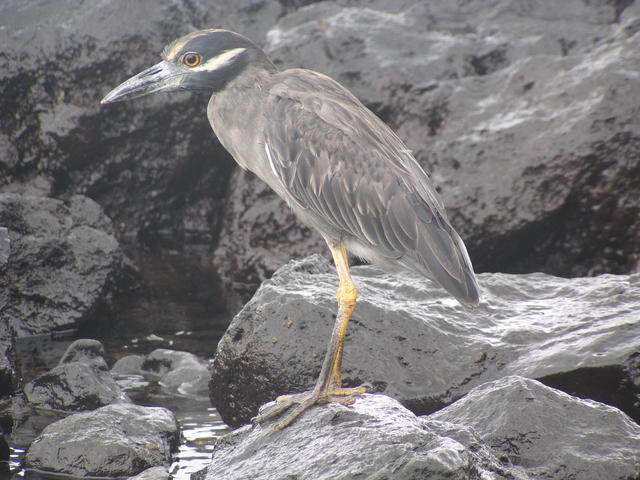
[102,28,480,306]
[101,28,481,429]
[211,67,479,306]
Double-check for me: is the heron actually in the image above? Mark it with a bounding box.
[102,29,480,430]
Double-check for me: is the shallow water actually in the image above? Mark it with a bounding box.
[3,328,231,480]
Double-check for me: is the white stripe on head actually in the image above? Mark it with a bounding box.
[191,47,247,72]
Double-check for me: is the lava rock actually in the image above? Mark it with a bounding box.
[428,376,640,479]
[141,349,210,397]
[0,317,16,397]
[0,194,134,335]
[25,404,179,478]
[210,255,640,427]
[213,169,326,310]
[205,393,515,480]
[23,339,130,411]
[205,377,640,479]
[127,466,170,480]
[0,432,8,463]
[111,354,146,376]
[263,1,640,278]
[0,0,283,252]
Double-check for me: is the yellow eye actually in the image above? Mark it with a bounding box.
[181,52,202,67]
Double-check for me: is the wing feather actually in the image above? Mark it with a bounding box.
[261,69,479,305]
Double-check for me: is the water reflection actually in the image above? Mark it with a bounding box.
[4,332,230,480]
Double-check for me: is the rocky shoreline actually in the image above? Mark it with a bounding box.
[1,0,639,479]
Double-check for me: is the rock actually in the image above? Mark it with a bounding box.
[0,318,16,397]
[0,0,283,260]
[0,432,8,463]
[213,169,326,310]
[263,1,640,278]
[209,255,640,427]
[112,354,146,376]
[25,404,180,478]
[127,466,170,480]
[428,376,640,480]
[58,338,109,369]
[0,193,134,335]
[142,349,210,397]
[205,393,516,480]
[23,339,130,411]
[204,377,640,479]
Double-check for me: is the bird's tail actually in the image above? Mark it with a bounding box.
[400,224,480,308]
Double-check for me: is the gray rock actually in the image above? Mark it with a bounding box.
[210,255,640,427]
[127,466,170,480]
[58,338,109,369]
[428,376,640,480]
[0,318,16,397]
[0,0,283,257]
[24,339,130,411]
[0,226,9,267]
[112,354,146,376]
[25,404,180,478]
[205,393,516,480]
[0,193,134,335]
[0,432,8,463]
[142,349,210,397]
[212,169,327,311]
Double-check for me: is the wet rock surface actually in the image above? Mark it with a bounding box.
[0,318,16,398]
[205,378,640,480]
[25,403,180,478]
[213,170,326,311]
[206,393,515,480]
[141,349,210,397]
[23,339,129,411]
[0,193,134,336]
[128,466,170,480]
[111,349,210,398]
[210,255,640,427]
[0,0,284,251]
[429,376,640,480]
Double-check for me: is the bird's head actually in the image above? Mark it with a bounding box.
[101,29,272,104]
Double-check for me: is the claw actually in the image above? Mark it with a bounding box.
[252,384,368,430]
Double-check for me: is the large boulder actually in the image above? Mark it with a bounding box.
[205,393,516,480]
[213,0,640,304]
[0,194,134,335]
[0,315,16,397]
[429,376,640,480]
[204,377,640,480]
[0,0,285,250]
[24,404,180,478]
[209,255,640,427]
[212,170,327,310]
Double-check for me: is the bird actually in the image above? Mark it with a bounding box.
[101,28,480,430]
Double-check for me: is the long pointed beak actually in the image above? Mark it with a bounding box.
[101,60,185,105]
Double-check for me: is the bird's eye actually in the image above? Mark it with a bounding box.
[181,52,202,67]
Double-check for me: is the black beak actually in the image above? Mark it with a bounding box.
[101,60,185,104]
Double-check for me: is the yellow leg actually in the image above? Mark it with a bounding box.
[251,242,367,430]
[328,245,358,388]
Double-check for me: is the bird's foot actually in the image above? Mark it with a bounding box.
[251,384,368,431]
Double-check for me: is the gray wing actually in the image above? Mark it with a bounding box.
[262,69,479,306]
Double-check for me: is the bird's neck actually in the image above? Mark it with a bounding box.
[206,65,275,171]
